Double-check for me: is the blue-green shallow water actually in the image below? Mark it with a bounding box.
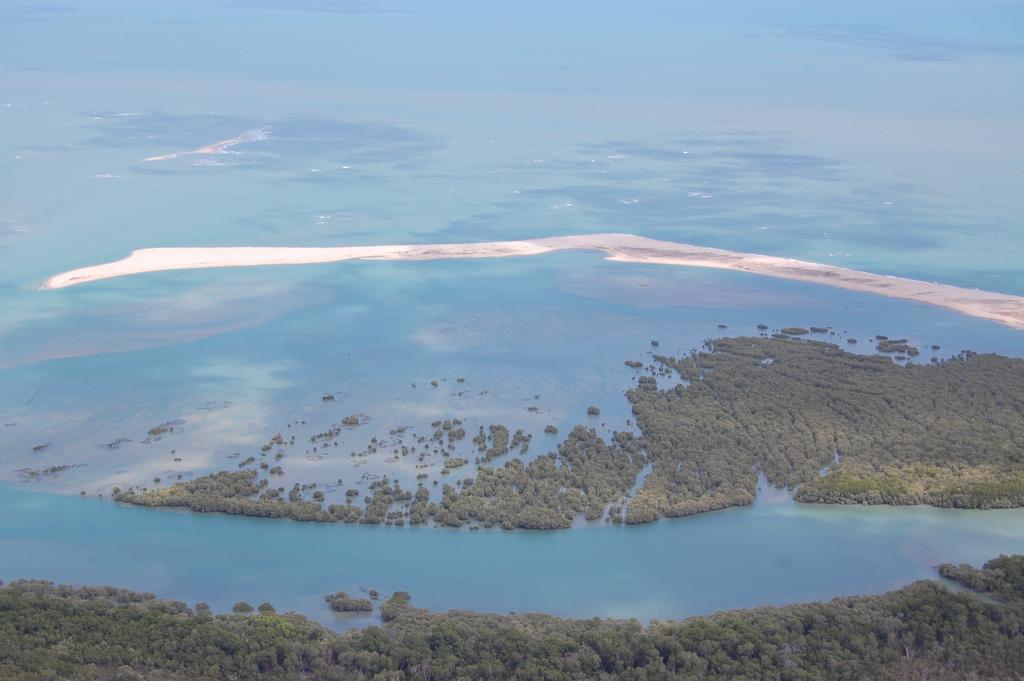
[4,254,1023,500]
[3,0,1022,495]
[2,480,1024,631]
[1,0,1023,632]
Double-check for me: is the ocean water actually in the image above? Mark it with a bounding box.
[1,0,1023,622]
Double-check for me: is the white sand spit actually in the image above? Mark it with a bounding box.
[41,233,1024,331]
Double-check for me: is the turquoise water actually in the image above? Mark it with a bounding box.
[3,256,1022,501]
[1,0,1023,625]
[3,480,1024,630]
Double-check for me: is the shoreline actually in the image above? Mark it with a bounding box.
[41,233,1024,330]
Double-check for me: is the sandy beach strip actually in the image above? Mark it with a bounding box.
[41,233,1024,331]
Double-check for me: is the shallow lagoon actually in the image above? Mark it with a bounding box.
[4,1,1023,494]
[5,254,1024,500]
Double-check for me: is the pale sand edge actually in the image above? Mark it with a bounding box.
[40,233,1024,331]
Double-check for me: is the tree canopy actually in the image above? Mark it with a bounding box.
[2,556,1024,679]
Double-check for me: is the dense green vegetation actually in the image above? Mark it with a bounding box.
[431,426,642,529]
[626,337,1024,522]
[939,554,1024,605]
[795,462,1024,508]
[112,337,1024,528]
[111,471,362,523]
[3,557,1024,680]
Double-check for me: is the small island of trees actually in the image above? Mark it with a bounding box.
[325,591,373,612]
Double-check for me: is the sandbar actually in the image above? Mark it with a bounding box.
[142,128,269,162]
[41,233,1024,331]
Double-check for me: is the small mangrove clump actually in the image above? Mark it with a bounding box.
[325,592,373,612]
[876,338,920,356]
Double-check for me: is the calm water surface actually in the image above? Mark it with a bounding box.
[1,0,1022,627]
[3,481,1024,630]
